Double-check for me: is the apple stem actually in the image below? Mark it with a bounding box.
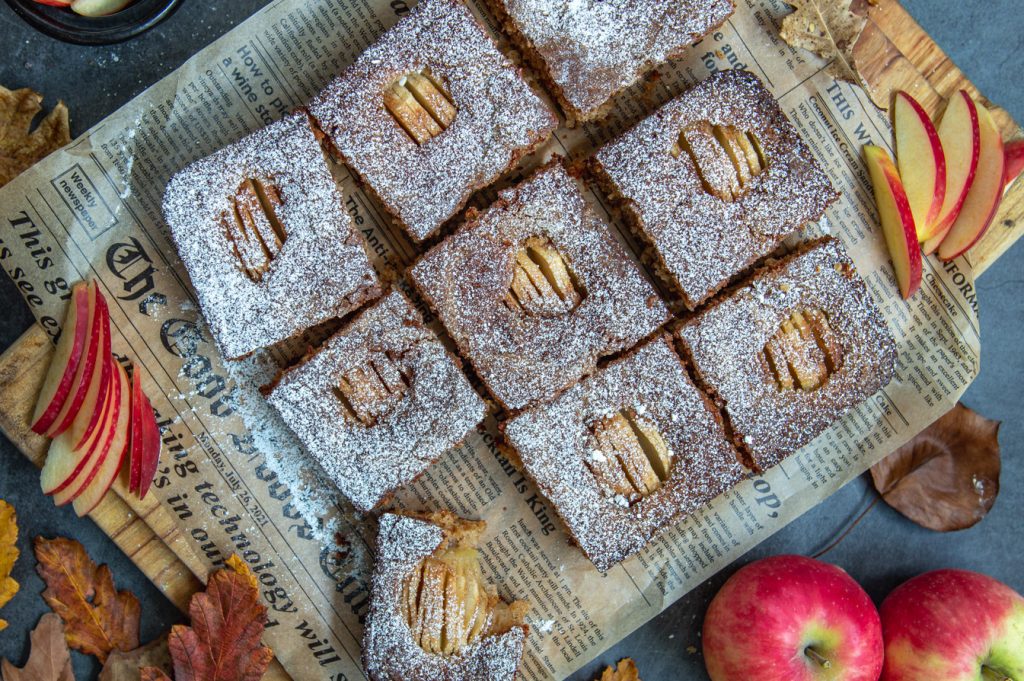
[804,647,832,670]
[981,667,1011,681]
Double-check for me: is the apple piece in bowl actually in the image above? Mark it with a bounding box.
[70,0,134,15]
[894,91,946,240]
[864,145,922,299]
[937,104,1005,261]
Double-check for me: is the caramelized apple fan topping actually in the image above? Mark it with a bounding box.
[504,235,584,317]
[401,530,528,656]
[760,308,843,392]
[672,122,767,201]
[220,177,287,282]
[586,408,673,504]
[385,69,457,144]
[333,353,411,426]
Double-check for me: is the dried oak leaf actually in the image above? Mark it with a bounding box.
[99,638,170,681]
[34,537,140,663]
[150,554,273,681]
[1,613,75,681]
[871,403,1000,532]
[0,86,70,188]
[0,500,19,631]
[780,0,867,86]
[598,658,641,681]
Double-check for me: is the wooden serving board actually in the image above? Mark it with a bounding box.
[0,1,1020,679]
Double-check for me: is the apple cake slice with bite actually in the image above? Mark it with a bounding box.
[308,0,557,242]
[410,159,669,412]
[503,335,746,571]
[363,511,529,681]
[675,237,897,472]
[482,0,735,124]
[265,291,486,513]
[591,69,839,310]
[162,111,381,360]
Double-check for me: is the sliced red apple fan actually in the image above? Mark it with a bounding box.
[867,90,1014,299]
[32,280,163,515]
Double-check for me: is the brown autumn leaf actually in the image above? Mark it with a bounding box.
[871,402,1000,532]
[99,638,171,681]
[158,555,273,681]
[599,658,641,681]
[0,613,75,681]
[0,500,19,631]
[34,537,141,663]
[780,0,868,86]
[139,669,172,681]
[0,86,71,188]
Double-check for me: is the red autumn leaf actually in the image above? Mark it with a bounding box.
[33,537,140,662]
[870,402,1001,531]
[165,555,273,681]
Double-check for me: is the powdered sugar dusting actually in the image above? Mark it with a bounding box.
[410,160,669,411]
[676,237,897,471]
[308,0,558,241]
[504,336,745,571]
[592,70,838,309]
[486,0,735,120]
[162,111,381,359]
[267,291,487,513]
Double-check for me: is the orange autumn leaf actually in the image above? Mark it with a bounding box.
[33,537,140,663]
[599,658,642,681]
[0,500,19,631]
[164,555,273,681]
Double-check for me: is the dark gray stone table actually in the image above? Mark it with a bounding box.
[0,2,1021,679]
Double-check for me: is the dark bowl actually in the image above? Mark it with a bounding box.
[5,0,183,45]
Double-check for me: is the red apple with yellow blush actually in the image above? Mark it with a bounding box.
[703,555,883,681]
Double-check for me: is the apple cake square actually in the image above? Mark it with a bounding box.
[410,159,669,412]
[675,237,898,472]
[503,335,745,571]
[482,0,735,124]
[363,511,529,681]
[266,291,486,512]
[591,69,838,309]
[162,111,381,360]
[307,0,558,243]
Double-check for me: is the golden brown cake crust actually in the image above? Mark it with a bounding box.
[503,335,745,571]
[308,0,557,242]
[363,511,528,681]
[162,111,381,360]
[592,69,838,309]
[266,291,486,512]
[483,0,735,124]
[410,159,669,412]
[675,237,897,471]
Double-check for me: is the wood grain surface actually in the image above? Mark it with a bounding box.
[0,3,1020,679]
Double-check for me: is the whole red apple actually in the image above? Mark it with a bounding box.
[703,555,883,681]
[880,569,1024,681]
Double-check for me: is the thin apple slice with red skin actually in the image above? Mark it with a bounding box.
[49,357,123,504]
[930,91,981,242]
[73,362,131,517]
[864,145,923,299]
[938,105,1006,261]
[70,289,112,449]
[127,365,144,494]
[1004,139,1024,188]
[33,0,73,6]
[43,282,101,438]
[894,91,946,240]
[31,283,89,434]
[135,387,162,499]
[40,356,117,498]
